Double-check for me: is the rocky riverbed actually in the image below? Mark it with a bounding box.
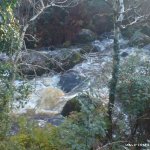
[7,32,150,126]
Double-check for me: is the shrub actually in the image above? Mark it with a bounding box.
[0,1,20,54]
[10,118,62,150]
[117,52,150,141]
[59,93,108,150]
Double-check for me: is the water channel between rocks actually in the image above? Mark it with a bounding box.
[12,35,149,126]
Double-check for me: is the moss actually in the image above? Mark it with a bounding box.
[63,52,83,70]
[63,41,71,48]
[80,44,94,54]
[71,52,82,64]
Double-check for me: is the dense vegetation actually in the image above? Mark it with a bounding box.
[0,0,150,150]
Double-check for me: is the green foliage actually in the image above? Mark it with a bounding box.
[117,53,150,116]
[0,0,20,54]
[0,92,108,150]
[0,117,62,150]
[0,62,15,139]
[0,62,30,139]
[2,117,61,150]
[0,1,30,140]
[59,93,108,150]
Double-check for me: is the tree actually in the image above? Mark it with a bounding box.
[107,0,125,142]
[15,0,80,51]
[104,0,150,142]
[0,0,81,139]
[12,0,81,77]
[0,0,19,139]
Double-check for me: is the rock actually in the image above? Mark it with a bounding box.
[62,51,84,70]
[121,52,128,57]
[121,25,138,38]
[74,29,97,44]
[80,44,98,54]
[18,51,51,76]
[63,41,71,48]
[37,87,64,110]
[92,38,114,52]
[143,44,150,50]
[91,14,113,35]
[33,115,64,126]
[61,98,81,116]
[61,94,92,116]
[38,46,56,51]
[0,53,9,62]
[129,31,150,47]
[48,48,84,71]
[59,70,84,93]
[18,48,84,76]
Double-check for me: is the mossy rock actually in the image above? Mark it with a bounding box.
[121,26,138,38]
[63,52,84,70]
[74,29,97,44]
[61,98,81,116]
[63,41,71,48]
[129,31,150,47]
[59,70,84,93]
[80,44,98,54]
[61,94,92,116]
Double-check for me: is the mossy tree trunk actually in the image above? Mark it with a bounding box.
[107,0,124,142]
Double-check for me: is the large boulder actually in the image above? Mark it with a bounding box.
[61,51,84,70]
[91,14,113,35]
[18,51,51,76]
[37,87,64,110]
[25,0,113,48]
[18,48,84,77]
[74,29,97,44]
[61,94,92,116]
[129,31,150,47]
[59,70,84,93]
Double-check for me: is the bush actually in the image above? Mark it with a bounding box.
[117,52,150,141]
[0,1,20,54]
[9,118,62,150]
[118,53,150,115]
[59,93,108,150]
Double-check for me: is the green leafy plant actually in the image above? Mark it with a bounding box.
[117,52,150,142]
[59,93,108,150]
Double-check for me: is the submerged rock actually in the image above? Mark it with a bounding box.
[37,87,64,110]
[59,70,84,93]
[121,52,128,57]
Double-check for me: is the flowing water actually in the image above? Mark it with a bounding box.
[12,35,150,125]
